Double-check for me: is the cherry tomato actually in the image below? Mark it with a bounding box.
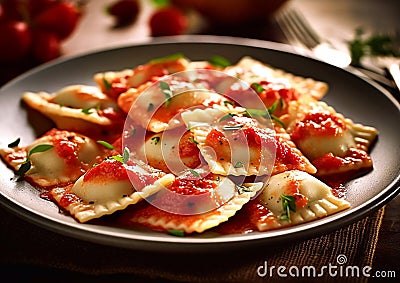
[149,7,188,37]
[28,0,57,18]
[32,31,61,63]
[0,21,32,62]
[33,1,80,39]
[107,0,140,27]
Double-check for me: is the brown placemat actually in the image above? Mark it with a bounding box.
[0,204,384,283]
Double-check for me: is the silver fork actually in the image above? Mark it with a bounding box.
[275,8,351,68]
[275,8,397,89]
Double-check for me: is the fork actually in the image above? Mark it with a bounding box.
[275,8,397,89]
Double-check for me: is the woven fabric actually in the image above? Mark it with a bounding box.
[0,205,384,282]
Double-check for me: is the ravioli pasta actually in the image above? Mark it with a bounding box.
[0,54,378,236]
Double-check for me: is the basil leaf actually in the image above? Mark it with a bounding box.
[150,52,185,64]
[219,113,234,122]
[151,137,160,145]
[102,76,112,90]
[111,155,124,163]
[234,161,244,168]
[97,140,115,150]
[208,55,232,68]
[160,81,172,107]
[8,138,20,148]
[167,229,185,237]
[251,82,265,94]
[28,144,54,156]
[189,169,200,177]
[123,147,130,163]
[16,161,31,176]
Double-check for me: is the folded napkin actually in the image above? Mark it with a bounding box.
[0,204,384,283]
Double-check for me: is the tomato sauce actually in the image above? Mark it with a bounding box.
[83,159,129,183]
[292,112,346,142]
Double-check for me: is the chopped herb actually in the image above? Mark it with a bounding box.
[348,28,400,66]
[111,155,124,163]
[189,137,198,144]
[189,169,200,177]
[244,108,269,118]
[271,115,285,127]
[223,100,235,106]
[29,144,54,155]
[150,53,185,64]
[234,161,244,168]
[167,229,185,237]
[16,160,32,176]
[280,194,296,222]
[8,138,20,148]
[147,103,154,112]
[159,81,172,107]
[223,124,243,131]
[97,140,115,150]
[151,136,160,145]
[102,76,112,90]
[219,113,234,122]
[251,82,265,94]
[123,147,130,163]
[16,144,54,176]
[129,125,136,137]
[81,107,94,115]
[237,185,252,194]
[268,99,280,113]
[208,55,232,68]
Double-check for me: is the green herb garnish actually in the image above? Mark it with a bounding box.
[189,169,200,177]
[234,161,244,168]
[251,82,265,94]
[167,229,185,237]
[280,194,296,222]
[102,76,112,90]
[237,185,252,194]
[223,124,244,131]
[151,136,160,145]
[97,140,115,150]
[8,138,20,148]
[189,137,198,144]
[82,107,94,115]
[348,28,400,66]
[160,81,172,107]
[123,147,130,163]
[219,113,235,122]
[16,144,54,176]
[208,55,232,68]
[150,53,185,64]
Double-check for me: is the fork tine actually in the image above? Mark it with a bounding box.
[277,8,321,49]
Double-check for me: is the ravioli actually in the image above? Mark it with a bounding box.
[0,129,104,188]
[22,85,124,133]
[124,178,264,233]
[224,57,329,100]
[181,106,316,176]
[138,129,202,173]
[49,158,175,222]
[254,170,350,231]
[284,97,377,175]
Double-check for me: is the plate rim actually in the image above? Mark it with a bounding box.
[1,35,399,252]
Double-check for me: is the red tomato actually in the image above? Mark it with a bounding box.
[0,21,32,62]
[32,31,61,63]
[28,0,57,18]
[107,0,140,27]
[149,7,188,37]
[33,1,80,39]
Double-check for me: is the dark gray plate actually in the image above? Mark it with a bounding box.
[1,36,399,252]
